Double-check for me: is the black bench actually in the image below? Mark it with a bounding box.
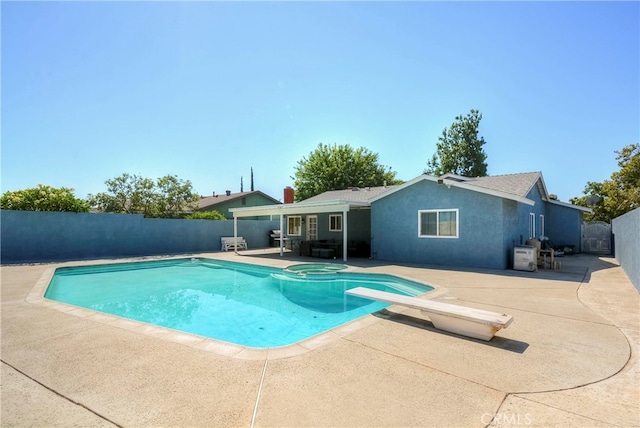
[312,248,335,258]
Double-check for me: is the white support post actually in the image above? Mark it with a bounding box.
[343,209,348,262]
[233,216,238,254]
[279,214,284,257]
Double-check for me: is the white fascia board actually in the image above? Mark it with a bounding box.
[547,199,593,213]
[368,175,435,203]
[369,174,536,206]
[536,174,550,200]
[519,172,545,200]
[451,181,536,206]
[230,200,365,218]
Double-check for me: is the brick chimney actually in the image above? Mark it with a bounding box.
[284,186,294,204]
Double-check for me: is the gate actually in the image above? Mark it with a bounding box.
[581,221,612,254]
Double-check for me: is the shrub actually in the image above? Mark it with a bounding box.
[184,210,226,220]
[0,185,90,212]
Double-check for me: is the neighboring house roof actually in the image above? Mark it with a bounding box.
[198,191,280,210]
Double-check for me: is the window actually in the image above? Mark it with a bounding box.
[539,214,545,238]
[529,213,536,239]
[418,209,458,238]
[287,216,302,236]
[329,214,342,232]
[241,197,246,206]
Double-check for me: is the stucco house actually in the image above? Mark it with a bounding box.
[230,172,591,270]
[198,190,281,220]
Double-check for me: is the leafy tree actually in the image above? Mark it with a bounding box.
[155,175,200,218]
[425,109,488,177]
[88,173,155,215]
[88,173,199,218]
[185,210,226,220]
[570,143,640,222]
[0,185,90,212]
[292,143,402,201]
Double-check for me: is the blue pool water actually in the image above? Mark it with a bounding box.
[45,258,433,348]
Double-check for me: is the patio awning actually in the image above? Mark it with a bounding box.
[229,200,371,262]
[229,200,370,218]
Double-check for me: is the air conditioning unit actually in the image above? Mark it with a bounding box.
[514,246,536,271]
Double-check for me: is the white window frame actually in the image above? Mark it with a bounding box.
[418,209,459,239]
[287,216,302,236]
[539,214,545,238]
[329,214,343,232]
[529,213,536,239]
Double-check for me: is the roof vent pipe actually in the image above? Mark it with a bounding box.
[226,190,231,196]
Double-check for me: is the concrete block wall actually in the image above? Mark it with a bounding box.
[1,210,279,264]
[612,207,640,292]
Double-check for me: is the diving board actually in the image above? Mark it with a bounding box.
[345,287,514,341]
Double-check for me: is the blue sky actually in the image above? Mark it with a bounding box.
[2,1,638,203]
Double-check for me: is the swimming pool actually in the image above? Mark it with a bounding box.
[45,258,433,348]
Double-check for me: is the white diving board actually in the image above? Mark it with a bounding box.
[345,287,514,341]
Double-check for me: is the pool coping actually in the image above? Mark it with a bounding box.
[3,250,639,427]
[25,254,446,361]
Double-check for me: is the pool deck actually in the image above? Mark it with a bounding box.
[2,251,639,427]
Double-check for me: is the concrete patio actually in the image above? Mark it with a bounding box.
[2,251,639,427]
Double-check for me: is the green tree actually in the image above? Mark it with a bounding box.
[88,173,199,218]
[0,185,90,212]
[155,175,200,218]
[570,143,640,222]
[425,109,488,177]
[292,143,402,201]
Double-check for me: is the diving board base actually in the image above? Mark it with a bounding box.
[424,312,502,341]
[345,287,513,341]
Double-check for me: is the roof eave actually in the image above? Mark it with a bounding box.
[369,175,536,206]
[548,199,594,213]
[532,172,551,201]
[230,200,369,217]
[368,175,432,203]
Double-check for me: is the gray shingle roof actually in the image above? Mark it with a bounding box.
[299,172,545,206]
[302,186,398,204]
[460,172,543,198]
